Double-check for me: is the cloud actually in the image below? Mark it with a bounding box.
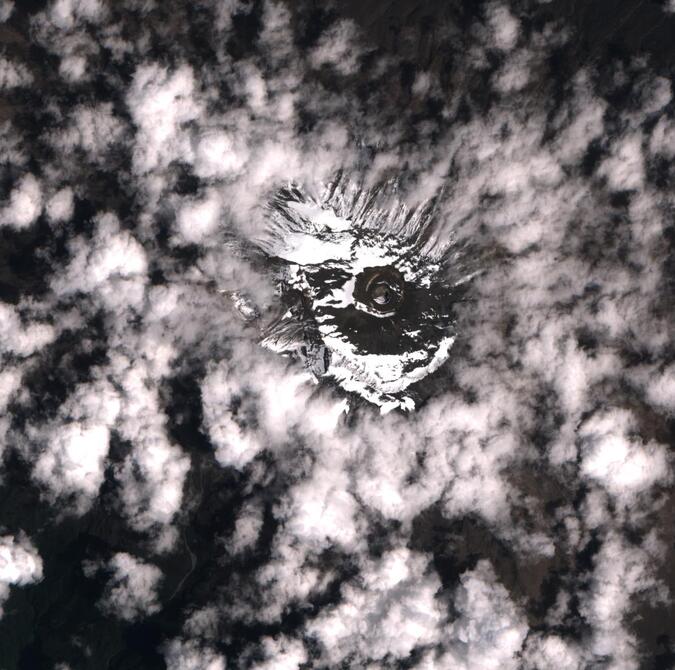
[47,212,191,544]
[598,132,646,191]
[32,424,111,509]
[436,561,528,669]
[30,0,104,83]
[200,355,266,470]
[550,71,607,164]
[45,187,74,223]
[126,64,203,176]
[193,130,250,180]
[0,174,43,229]
[162,639,226,670]
[579,408,671,505]
[232,536,338,625]
[57,213,147,288]
[649,114,675,158]
[0,57,33,89]
[307,548,446,664]
[0,302,56,357]
[53,212,148,312]
[0,366,22,452]
[251,636,307,670]
[0,121,28,169]
[309,20,363,75]
[110,352,191,548]
[645,364,675,414]
[485,2,521,52]
[225,502,263,554]
[580,531,669,668]
[175,189,224,245]
[50,103,126,159]
[0,1,13,22]
[201,349,346,470]
[48,0,107,30]
[520,634,583,670]
[0,533,43,618]
[28,380,121,514]
[89,552,162,622]
[183,605,220,639]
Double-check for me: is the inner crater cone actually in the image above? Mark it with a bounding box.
[354,266,404,317]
